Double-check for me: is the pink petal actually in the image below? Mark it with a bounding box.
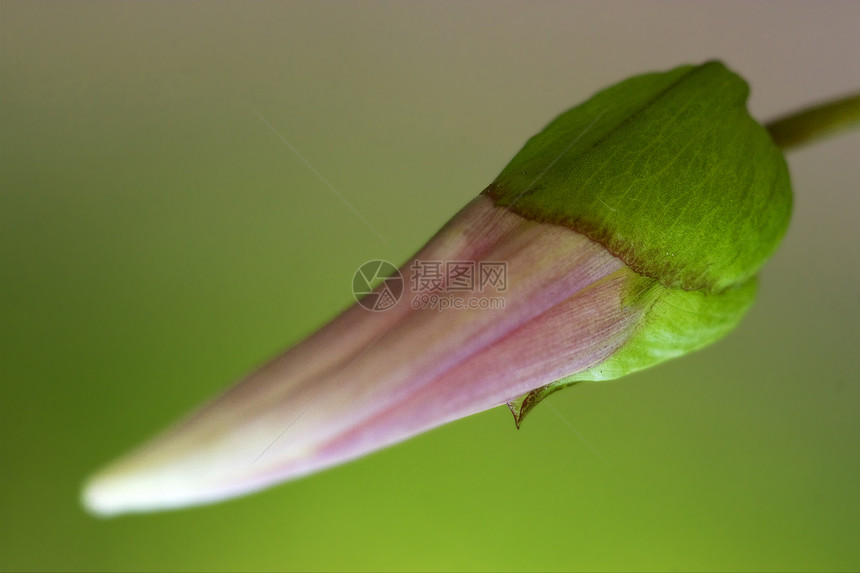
[83,197,637,515]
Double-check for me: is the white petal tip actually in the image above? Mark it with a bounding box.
[81,472,164,518]
[81,465,214,517]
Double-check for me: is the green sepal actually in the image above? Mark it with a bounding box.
[506,384,573,429]
[567,273,758,383]
[509,268,758,426]
[485,61,792,293]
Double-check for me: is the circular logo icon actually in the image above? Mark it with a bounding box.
[352,260,404,311]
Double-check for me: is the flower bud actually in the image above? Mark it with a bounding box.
[82,61,791,516]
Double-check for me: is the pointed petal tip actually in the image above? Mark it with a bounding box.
[80,456,229,517]
[81,466,225,517]
[81,470,137,518]
[81,467,172,518]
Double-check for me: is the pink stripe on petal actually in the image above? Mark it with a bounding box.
[251,269,639,486]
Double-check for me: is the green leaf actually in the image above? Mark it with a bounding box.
[485,61,792,293]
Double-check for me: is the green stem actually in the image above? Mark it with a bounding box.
[766,93,860,151]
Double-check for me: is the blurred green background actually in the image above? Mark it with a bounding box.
[2,1,859,571]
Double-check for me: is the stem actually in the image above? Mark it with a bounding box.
[766,93,860,151]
